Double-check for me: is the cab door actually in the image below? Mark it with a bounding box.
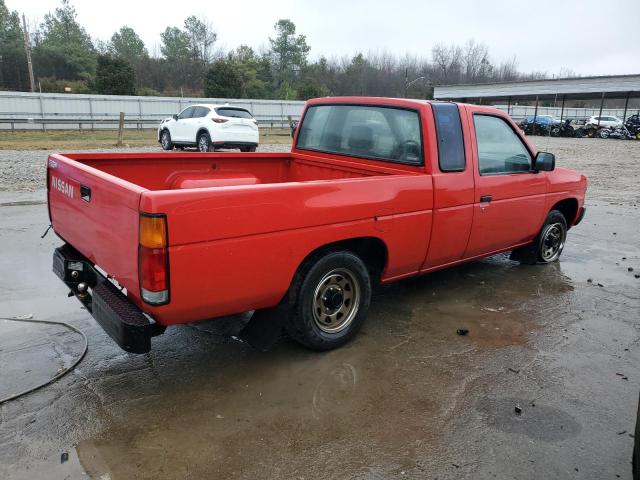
[172,106,196,142]
[463,106,546,258]
[421,103,475,270]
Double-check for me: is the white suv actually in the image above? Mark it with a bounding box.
[158,104,259,152]
[586,115,623,128]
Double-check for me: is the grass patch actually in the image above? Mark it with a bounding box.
[0,128,292,150]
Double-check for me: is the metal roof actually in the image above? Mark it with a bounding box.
[433,74,640,101]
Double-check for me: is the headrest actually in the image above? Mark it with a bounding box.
[348,125,373,150]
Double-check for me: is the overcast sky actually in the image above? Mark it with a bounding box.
[8,0,640,77]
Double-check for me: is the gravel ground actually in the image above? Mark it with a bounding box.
[0,144,292,192]
[0,138,638,207]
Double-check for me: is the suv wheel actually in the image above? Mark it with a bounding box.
[160,130,173,150]
[197,132,212,152]
[285,251,372,351]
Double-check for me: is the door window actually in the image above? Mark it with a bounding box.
[178,106,196,120]
[193,107,210,118]
[473,115,532,175]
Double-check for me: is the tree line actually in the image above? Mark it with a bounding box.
[0,0,550,100]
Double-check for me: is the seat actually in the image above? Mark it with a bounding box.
[348,125,374,156]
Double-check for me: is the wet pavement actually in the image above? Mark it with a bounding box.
[1,140,640,479]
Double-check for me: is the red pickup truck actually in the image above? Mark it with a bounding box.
[48,97,587,354]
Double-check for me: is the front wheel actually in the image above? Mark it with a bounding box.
[536,210,568,263]
[160,130,173,150]
[599,129,610,139]
[285,251,372,350]
[240,146,257,153]
[197,132,212,152]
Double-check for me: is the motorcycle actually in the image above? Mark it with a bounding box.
[624,115,640,140]
[598,124,634,139]
[551,119,584,138]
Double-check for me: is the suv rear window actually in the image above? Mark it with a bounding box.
[296,104,423,165]
[216,108,253,119]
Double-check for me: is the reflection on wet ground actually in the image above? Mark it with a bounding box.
[1,200,639,479]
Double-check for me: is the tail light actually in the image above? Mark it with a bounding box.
[139,214,169,305]
[212,118,228,123]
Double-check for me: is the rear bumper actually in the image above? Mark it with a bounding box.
[53,244,164,353]
[212,141,258,149]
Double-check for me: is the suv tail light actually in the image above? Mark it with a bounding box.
[139,214,169,305]
[212,118,228,123]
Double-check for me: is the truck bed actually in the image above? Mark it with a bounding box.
[48,151,431,325]
[65,151,391,190]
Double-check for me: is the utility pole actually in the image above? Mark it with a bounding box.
[22,14,36,92]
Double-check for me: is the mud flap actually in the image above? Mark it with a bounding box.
[237,305,291,352]
[509,244,537,265]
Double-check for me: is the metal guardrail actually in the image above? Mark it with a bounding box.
[0,91,305,131]
[0,116,294,131]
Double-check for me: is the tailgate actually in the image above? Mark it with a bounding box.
[47,154,145,303]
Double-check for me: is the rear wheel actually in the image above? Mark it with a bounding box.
[285,251,371,350]
[160,130,173,150]
[599,128,610,139]
[197,132,212,152]
[240,146,257,152]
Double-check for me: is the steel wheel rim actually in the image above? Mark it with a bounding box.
[161,132,169,148]
[541,223,565,262]
[312,268,361,334]
[198,136,208,152]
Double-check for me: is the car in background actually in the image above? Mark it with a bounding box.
[158,104,259,152]
[519,115,561,135]
[586,115,623,128]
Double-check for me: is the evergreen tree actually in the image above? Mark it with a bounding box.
[94,54,135,95]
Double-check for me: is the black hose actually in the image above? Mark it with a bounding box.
[0,316,88,405]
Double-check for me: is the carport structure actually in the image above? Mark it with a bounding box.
[433,74,640,125]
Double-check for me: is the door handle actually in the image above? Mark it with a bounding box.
[480,195,492,203]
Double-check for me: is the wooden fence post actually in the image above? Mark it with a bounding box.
[117,112,124,146]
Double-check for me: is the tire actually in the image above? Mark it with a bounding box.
[535,210,568,263]
[285,251,372,351]
[197,132,212,152]
[160,130,173,150]
[240,146,257,153]
[599,129,610,139]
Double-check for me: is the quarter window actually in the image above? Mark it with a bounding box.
[296,105,423,165]
[473,115,532,175]
[433,103,465,172]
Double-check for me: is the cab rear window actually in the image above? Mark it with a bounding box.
[296,104,423,165]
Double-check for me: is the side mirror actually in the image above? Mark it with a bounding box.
[172,114,178,121]
[290,120,298,138]
[535,151,555,172]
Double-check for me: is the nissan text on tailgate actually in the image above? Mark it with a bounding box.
[47,97,587,353]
